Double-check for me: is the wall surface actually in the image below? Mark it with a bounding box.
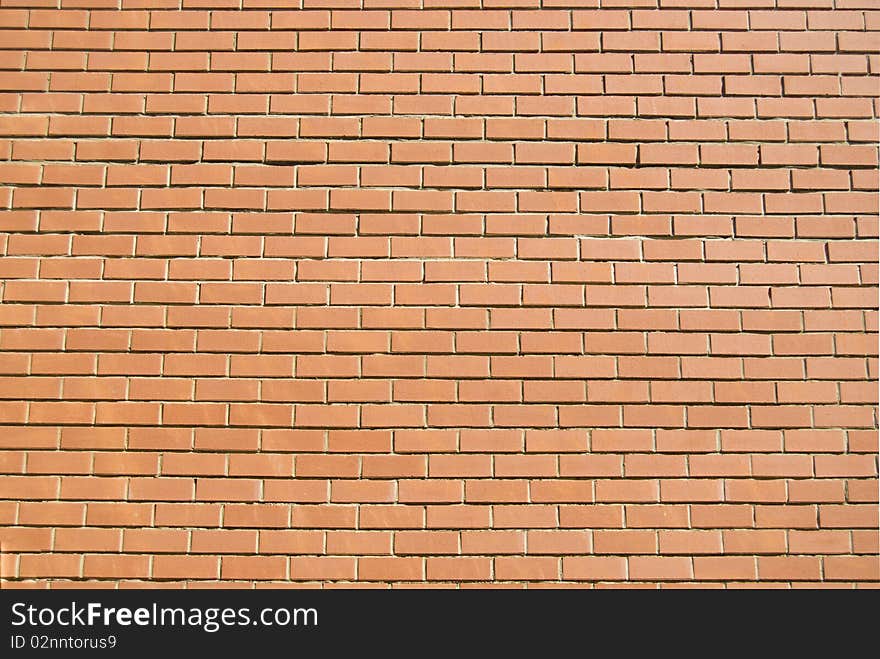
[0,0,877,588]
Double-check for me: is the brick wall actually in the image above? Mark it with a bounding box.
[0,0,877,588]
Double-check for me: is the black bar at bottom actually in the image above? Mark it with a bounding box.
[0,589,867,654]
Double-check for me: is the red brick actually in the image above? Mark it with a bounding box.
[0,5,873,590]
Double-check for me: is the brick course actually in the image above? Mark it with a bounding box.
[0,0,877,587]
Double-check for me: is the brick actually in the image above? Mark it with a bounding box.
[0,3,873,590]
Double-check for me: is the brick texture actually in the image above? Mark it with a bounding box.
[0,0,878,588]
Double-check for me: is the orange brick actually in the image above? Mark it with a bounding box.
[0,8,874,590]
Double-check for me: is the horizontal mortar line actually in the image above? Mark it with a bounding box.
[1,450,867,456]
[6,428,877,432]
[13,92,872,98]
[2,476,842,480]
[18,123,867,128]
[1,235,875,240]
[3,162,877,167]
[4,552,876,558]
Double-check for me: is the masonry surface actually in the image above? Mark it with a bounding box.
[0,0,877,588]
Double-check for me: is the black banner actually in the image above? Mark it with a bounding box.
[0,589,864,653]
